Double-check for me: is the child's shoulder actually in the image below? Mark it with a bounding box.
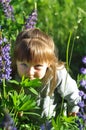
[57,65,67,74]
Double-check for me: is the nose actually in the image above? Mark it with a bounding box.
[27,67,35,79]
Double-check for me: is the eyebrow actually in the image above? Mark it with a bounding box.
[35,64,43,67]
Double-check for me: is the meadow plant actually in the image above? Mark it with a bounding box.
[0,34,12,83]
[77,56,86,130]
[0,0,14,20]
[0,1,86,130]
[24,9,37,29]
[0,3,40,129]
[0,110,17,130]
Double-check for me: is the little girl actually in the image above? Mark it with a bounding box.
[12,28,81,119]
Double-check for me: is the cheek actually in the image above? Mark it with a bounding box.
[17,65,26,77]
[36,68,47,79]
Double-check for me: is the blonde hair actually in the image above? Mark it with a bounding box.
[12,28,64,96]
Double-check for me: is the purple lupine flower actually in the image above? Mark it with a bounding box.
[80,67,86,74]
[82,56,86,64]
[77,112,86,121]
[0,112,17,130]
[75,119,84,130]
[78,101,85,108]
[77,112,84,119]
[83,94,86,99]
[0,37,12,83]
[80,80,86,87]
[40,121,52,130]
[77,56,86,129]
[84,85,86,89]
[79,91,85,97]
[0,0,15,20]
[82,115,86,120]
[0,39,3,45]
[24,9,37,29]
[3,37,8,42]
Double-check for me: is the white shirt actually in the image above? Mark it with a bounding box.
[37,67,81,118]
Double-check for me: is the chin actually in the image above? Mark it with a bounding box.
[29,77,35,80]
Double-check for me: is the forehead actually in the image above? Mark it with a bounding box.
[16,39,53,64]
[17,60,49,67]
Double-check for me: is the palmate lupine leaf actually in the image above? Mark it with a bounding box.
[23,111,40,117]
[52,115,78,130]
[8,91,21,108]
[20,76,42,88]
[18,99,37,111]
[61,117,78,130]
[20,77,41,95]
[9,91,38,111]
[18,94,38,111]
[62,116,76,123]
[29,87,38,95]
[8,80,19,85]
[9,76,41,95]
[9,76,42,88]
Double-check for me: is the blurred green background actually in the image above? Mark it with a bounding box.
[0,0,86,79]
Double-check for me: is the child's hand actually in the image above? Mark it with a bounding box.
[68,112,77,116]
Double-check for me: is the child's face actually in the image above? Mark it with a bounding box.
[16,60,49,80]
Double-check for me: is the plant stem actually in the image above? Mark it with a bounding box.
[3,78,6,99]
[66,31,72,71]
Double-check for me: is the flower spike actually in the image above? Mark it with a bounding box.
[0,0,15,20]
[24,8,37,29]
[0,35,12,83]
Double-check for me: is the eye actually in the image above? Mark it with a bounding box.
[21,63,28,68]
[34,65,43,70]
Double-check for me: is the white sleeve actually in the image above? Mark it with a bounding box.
[57,67,81,113]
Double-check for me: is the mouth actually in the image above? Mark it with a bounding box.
[29,77,35,80]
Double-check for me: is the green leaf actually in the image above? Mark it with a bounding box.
[23,111,40,117]
[62,116,76,123]
[29,87,38,95]
[8,80,19,85]
[20,77,42,88]
[9,91,19,107]
[19,99,36,111]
